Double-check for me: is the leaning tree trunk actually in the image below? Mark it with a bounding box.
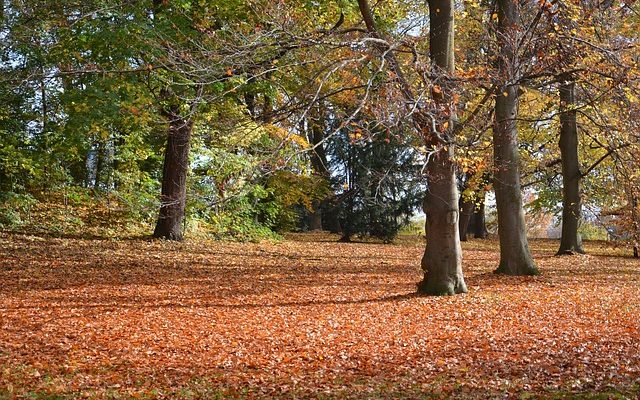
[557,79,585,255]
[153,112,193,241]
[417,0,466,295]
[492,0,538,275]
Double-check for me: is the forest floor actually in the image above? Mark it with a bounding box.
[0,232,639,399]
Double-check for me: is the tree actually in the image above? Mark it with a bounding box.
[470,192,489,239]
[305,104,340,232]
[148,1,200,240]
[416,0,467,294]
[153,102,196,240]
[356,0,467,294]
[556,76,584,254]
[514,0,638,256]
[324,119,422,243]
[492,0,539,275]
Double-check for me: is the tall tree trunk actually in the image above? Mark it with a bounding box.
[472,192,489,239]
[356,0,464,293]
[557,79,585,255]
[307,113,328,231]
[419,153,466,294]
[153,113,193,241]
[458,173,474,241]
[417,0,466,295]
[493,0,538,275]
[306,108,342,232]
[459,198,474,242]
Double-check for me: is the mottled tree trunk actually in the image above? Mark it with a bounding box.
[306,108,343,233]
[493,0,538,275]
[153,113,193,241]
[557,80,584,255]
[417,0,466,295]
[419,153,466,294]
[356,0,464,293]
[493,86,538,274]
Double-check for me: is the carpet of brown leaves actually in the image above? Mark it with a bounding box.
[1,232,639,399]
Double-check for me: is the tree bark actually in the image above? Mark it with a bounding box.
[419,152,467,294]
[306,110,344,233]
[557,80,585,255]
[307,113,329,231]
[492,0,538,275]
[153,112,193,241]
[356,0,465,294]
[472,192,489,239]
[459,198,474,242]
[417,0,466,295]
[458,174,475,241]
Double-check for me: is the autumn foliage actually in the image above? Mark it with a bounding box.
[1,233,639,399]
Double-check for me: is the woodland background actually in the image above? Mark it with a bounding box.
[1,0,640,398]
[0,0,638,248]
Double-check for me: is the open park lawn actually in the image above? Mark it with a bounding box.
[1,232,639,399]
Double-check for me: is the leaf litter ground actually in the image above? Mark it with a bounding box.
[1,232,639,399]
